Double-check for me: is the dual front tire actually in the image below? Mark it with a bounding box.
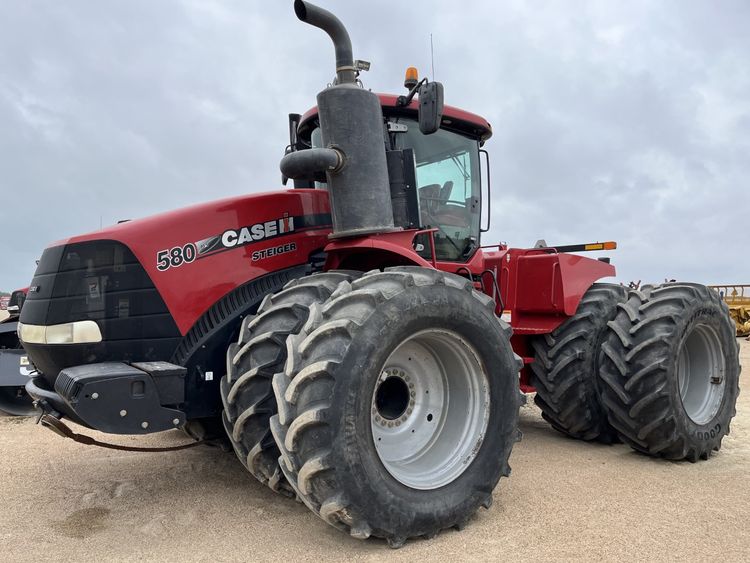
[221,267,521,546]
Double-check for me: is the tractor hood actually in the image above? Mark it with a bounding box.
[21,189,332,337]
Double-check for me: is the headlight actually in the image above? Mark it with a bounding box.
[18,321,102,344]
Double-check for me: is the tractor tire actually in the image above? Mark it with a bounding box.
[531,283,626,443]
[270,267,521,547]
[598,283,740,461]
[220,271,360,494]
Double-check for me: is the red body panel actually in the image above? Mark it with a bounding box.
[53,190,333,334]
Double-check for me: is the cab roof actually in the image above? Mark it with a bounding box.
[299,93,493,143]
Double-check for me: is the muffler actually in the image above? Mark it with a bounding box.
[281,0,395,239]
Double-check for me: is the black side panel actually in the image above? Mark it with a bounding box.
[172,264,309,419]
[387,148,420,230]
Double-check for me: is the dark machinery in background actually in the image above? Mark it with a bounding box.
[0,288,35,415]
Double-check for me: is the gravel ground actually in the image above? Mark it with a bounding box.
[1,339,748,562]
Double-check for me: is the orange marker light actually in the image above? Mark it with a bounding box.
[583,241,618,251]
[404,66,419,89]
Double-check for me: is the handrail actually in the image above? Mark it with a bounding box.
[709,284,750,305]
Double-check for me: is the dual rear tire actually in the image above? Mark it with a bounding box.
[531,283,625,443]
[532,282,740,461]
[598,283,740,460]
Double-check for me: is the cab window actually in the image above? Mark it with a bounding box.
[394,118,481,261]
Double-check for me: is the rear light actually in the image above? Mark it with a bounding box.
[18,321,103,345]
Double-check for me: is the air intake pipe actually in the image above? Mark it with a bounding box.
[281,0,395,239]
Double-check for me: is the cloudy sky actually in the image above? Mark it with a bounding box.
[1,0,748,291]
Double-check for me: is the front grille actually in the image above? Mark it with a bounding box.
[20,240,181,378]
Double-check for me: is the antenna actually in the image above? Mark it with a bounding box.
[430,33,435,79]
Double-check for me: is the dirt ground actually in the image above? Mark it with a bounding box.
[1,340,748,562]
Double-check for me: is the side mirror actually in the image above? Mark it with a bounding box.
[288,113,301,150]
[418,81,444,135]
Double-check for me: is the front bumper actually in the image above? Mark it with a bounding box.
[26,361,187,434]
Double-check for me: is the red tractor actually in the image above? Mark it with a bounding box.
[18,1,739,548]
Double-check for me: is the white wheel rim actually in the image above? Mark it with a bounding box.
[370,329,490,490]
[677,324,726,425]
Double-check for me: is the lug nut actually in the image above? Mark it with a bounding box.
[141,421,149,429]
[91,393,99,400]
[119,410,127,417]
[173,418,180,426]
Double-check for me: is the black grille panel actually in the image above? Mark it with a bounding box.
[20,240,181,379]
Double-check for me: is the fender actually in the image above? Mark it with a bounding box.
[506,249,616,334]
[324,230,434,271]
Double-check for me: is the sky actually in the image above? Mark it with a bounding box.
[1,0,748,291]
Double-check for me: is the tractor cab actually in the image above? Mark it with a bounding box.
[294,89,492,262]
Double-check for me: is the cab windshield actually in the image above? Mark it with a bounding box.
[392,118,481,261]
[310,118,481,261]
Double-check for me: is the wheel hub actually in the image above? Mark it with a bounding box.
[373,371,415,426]
[370,329,490,490]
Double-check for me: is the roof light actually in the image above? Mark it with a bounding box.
[404,66,419,89]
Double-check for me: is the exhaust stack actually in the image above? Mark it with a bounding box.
[281,0,395,239]
[293,0,356,85]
